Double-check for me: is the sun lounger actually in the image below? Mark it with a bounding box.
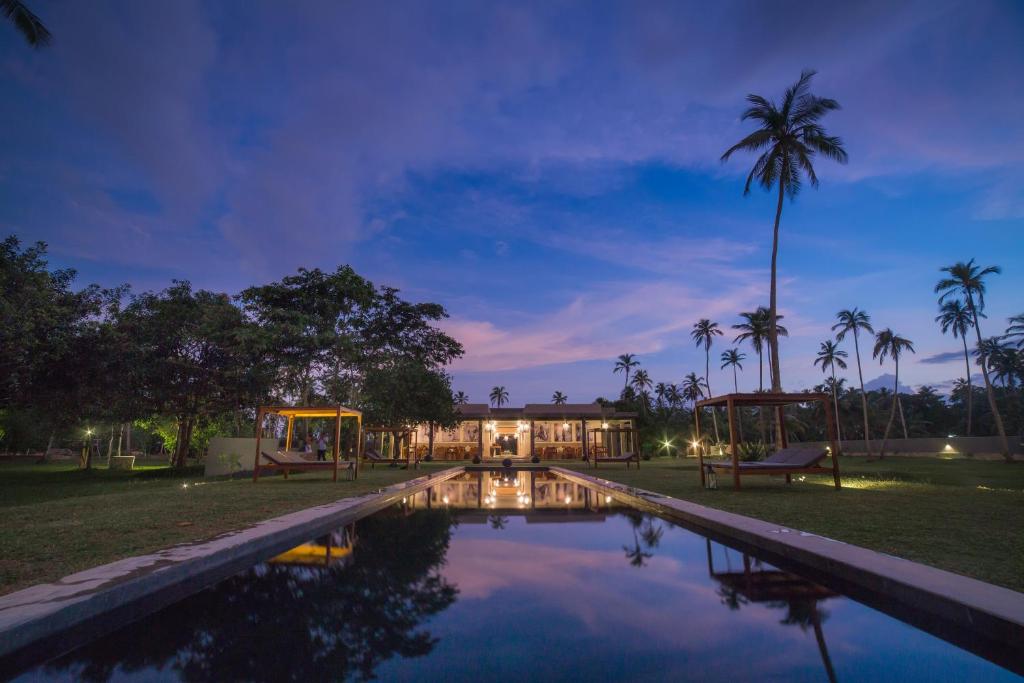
[702,447,828,487]
[259,450,354,480]
[594,451,640,469]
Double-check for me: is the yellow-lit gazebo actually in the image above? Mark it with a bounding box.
[253,405,364,482]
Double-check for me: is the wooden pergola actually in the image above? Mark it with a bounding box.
[694,392,839,490]
[586,426,639,468]
[253,405,363,482]
[363,426,419,468]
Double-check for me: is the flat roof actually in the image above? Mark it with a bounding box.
[259,405,362,418]
[455,402,635,420]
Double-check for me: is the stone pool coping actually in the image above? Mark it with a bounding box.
[0,466,466,668]
[552,466,1024,663]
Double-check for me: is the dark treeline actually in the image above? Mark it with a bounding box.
[0,237,463,466]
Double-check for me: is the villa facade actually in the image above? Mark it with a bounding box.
[409,403,636,460]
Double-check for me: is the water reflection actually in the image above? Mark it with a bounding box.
[707,540,839,682]
[43,510,456,682]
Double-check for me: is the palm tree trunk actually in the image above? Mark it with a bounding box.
[853,331,872,456]
[961,334,973,436]
[733,366,744,442]
[831,366,843,453]
[758,350,766,443]
[968,295,1011,460]
[897,395,909,439]
[768,179,785,393]
[811,610,838,683]
[707,351,720,442]
[879,361,899,458]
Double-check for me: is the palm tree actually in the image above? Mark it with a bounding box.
[721,70,848,392]
[551,391,567,405]
[935,300,975,435]
[489,386,509,408]
[719,348,746,393]
[665,383,682,410]
[654,382,668,409]
[814,340,848,451]
[977,338,1020,389]
[733,307,788,391]
[681,372,705,407]
[453,391,469,405]
[1007,313,1024,349]
[872,329,915,457]
[2,0,51,47]
[935,260,1010,460]
[833,308,874,454]
[631,368,653,395]
[613,354,639,393]
[692,319,723,440]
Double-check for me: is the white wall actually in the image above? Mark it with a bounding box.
[205,437,260,477]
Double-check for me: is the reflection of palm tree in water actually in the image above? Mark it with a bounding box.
[48,510,458,682]
[622,511,664,568]
[707,540,838,683]
[488,515,509,530]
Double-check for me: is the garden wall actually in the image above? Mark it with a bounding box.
[796,436,1023,459]
[204,437,259,477]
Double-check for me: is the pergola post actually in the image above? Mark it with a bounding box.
[354,413,362,480]
[285,415,294,451]
[728,398,740,490]
[332,407,341,482]
[775,406,789,450]
[253,407,265,483]
[581,418,588,461]
[695,406,704,487]
[823,396,841,489]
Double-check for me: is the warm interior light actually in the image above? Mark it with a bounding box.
[442,495,450,504]
[563,422,570,429]
[604,495,612,503]
[564,495,572,504]
[602,422,609,429]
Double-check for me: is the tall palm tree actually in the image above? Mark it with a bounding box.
[665,383,682,410]
[733,307,788,391]
[872,329,914,457]
[489,386,509,408]
[720,348,746,441]
[2,0,51,47]
[613,353,639,392]
[935,299,975,435]
[935,260,1010,460]
[681,372,706,407]
[719,348,746,393]
[551,391,567,405]
[631,368,653,395]
[814,340,848,450]
[721,70,848,392]
[833,308,874,454]
[692,319,723,441]
[453,391,469,405]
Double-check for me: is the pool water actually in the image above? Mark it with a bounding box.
[15,471,1021,681]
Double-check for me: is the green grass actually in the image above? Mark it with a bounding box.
[2,456,1022,597]
[563,456,1024,592]
[0,461,451,596]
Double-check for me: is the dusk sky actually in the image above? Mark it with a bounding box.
[2,0,1022,404]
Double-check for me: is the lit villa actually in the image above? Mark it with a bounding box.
[405,403,637,460]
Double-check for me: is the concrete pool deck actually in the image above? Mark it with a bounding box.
[2,463,1022,676]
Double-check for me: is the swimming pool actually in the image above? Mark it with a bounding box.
[13,471,1022,681]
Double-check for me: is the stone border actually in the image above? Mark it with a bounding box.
[0,466,466,672]
[552,466,1024,673]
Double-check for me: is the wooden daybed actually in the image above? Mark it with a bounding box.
[260,450,355,480]
[253,405,363,482]
[695,392,840,490]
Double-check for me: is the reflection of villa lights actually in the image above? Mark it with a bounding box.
[442,496,450,504]
[605,495,612,503]
[564,495,572,504]
[523,496,529,504]
[402,497,407,503]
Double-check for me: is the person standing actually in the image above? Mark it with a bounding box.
[316,433,328,461]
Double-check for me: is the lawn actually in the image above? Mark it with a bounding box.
[564,456,1024,592]
[0,461,450,596]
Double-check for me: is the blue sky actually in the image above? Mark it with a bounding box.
[1,0,1022,403]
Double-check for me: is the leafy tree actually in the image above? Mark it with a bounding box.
[722,70,847,392]
[116,282,272,468]
[489,386,508,407]
[613,353,639,393]
[935,299,975,435]
[833,308,875,451]
[813,340,848,449]
[2,0,51,47]
[935,260,1011,460]
[872,329,915,457]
